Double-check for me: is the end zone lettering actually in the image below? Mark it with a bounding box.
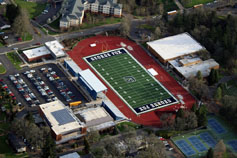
[135,98,177,113]
[87,48,127,62]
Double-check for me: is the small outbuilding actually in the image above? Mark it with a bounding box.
[8,133,26,153]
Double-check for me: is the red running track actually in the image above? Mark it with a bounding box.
[68,35,196,127]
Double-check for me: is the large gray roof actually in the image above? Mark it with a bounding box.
[61,0,122,23]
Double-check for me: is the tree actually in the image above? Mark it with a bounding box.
[207,148,214,158]
[41,135,56,158]
[120,14,133,37]
[137,134,166,158]
[191,103,197,113]
[13,7,32,39]
[196,71,203,81]
[219,95,237,129]
[208,69,219,85]
[177,108,184,117]
[175,110,198,130]
[84,137,90,154]
[214,140,226,158]
[154,27,161,39]
[160,113,175,129]
[196,105,207,127]
[91,147,105,158]
[86,131,100,144]
[6,4,19,24]
[214,87,222,101]
[188,77,209,100]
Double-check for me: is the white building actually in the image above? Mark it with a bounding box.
[22,46,51,62]
[147,32,205,64]
[169,57,219,79]
[60,0,122,29]
[38,100,86,144]
[45,40,66,58]
[147,32,219,79]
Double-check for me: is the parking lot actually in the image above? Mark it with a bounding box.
[0,63,87,111]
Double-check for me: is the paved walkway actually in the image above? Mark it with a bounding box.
[173,0,184,12]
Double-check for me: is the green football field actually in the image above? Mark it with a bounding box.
[84,48,178,114]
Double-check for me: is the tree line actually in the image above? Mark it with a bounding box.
[118,0,164,16]
[169,9,237,74]
[6,4,32,40]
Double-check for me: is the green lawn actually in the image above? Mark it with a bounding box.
[21,32,33,41]
[14,0,46,18]
[49,17,60,30]
[48,16,121,34]
[181,0,214,8]
[0,64,6,74]
[84,48,178,114]
[6,52,23,70]
[138,24,155,31]
[80,17,121,29]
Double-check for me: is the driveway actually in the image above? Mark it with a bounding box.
[34,2,62,25]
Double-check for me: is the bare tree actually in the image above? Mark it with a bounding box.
[13,7,32,39]
[120,14,133,37]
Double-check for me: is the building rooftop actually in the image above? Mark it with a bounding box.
[102,98,127,120]
[75,107,113,127]
[78,69,107,93]
[45,40,66,58]
[147,32,205,61]
[61,0,122,25]
[59,152,80,158]
[169,58,219,79]
[39,100,85,135]
[22,46,51,59]
[64,59,82,74]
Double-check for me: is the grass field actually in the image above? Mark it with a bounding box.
[6,52,23,70]
[84,48,178,114]
[181,0,214,8]
[0,64,6,74]
[21,33,33,41]
[14,0,46,18]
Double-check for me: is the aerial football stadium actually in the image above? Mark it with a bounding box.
[68,35,196,126]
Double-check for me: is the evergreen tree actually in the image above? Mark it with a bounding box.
[176,108,184,118]
[191,103,197,113]
[196,105,207,127]
[41,135,56,158]
[6,4,19,24]
[214,69,219,83]
[84,137,90,154]
[207,148,214,158]
[214,87,222,101]
[196,71,203,81]
[208,69,216,85]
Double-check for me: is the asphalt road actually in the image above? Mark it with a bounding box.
[0,21,124,54]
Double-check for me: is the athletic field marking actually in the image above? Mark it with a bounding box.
[84,48,178,114]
